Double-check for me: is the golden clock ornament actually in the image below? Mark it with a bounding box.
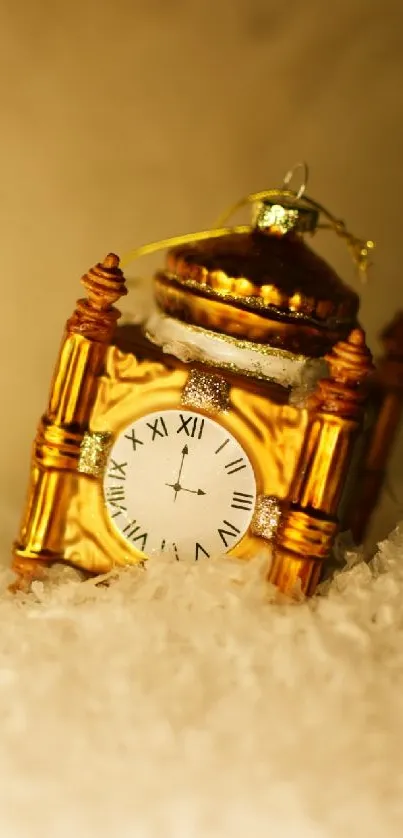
[13,165,398,598]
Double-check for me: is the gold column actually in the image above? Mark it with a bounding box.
[13,254,127,582]
[349,312,403,543]
[269,328,373,597]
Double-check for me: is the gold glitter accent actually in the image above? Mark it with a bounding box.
[181,370,231,413]
[255,203,299,234]
[78,431,112,477]
[250,495,281,540]
[254,201,318,235]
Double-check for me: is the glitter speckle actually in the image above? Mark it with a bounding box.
[251,495,281,540]
[255,203,299,234]
[181,370,231,414]
[78,432,112,477]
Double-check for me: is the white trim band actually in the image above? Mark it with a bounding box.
[145,310,326,391]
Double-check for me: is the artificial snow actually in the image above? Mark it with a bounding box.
[0,530,403,837]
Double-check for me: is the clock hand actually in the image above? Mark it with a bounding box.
[165,445,189,501]
[180,487,206,496]
[165,483,206,497]
[177,445,188,484]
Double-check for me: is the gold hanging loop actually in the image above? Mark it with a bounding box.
[282,161,309,200]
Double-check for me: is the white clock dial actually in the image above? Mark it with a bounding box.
[103,409,256,562]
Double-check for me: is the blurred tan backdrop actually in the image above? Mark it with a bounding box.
[2,0,403,551]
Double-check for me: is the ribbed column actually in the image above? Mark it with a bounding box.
[269,328,374,597]
[13,254,127,581]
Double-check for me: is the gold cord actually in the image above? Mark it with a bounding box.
[121,179,374,282]
[121,225,250,269]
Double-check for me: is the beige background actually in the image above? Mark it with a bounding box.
[1,0,403,550]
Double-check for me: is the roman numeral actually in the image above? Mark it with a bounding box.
[106,485,126,503]
[107,460,127,480]
[146,416,168,440]
[160,540,182,561]
[195,542,210,561]
[215,438,230,454]
[123,519,140,539]
[231,491,254,511]
[225,458,247,476]
[132,532,148,551]
[105,485,127,518]
[124,428,144,451]
[177,414,205,439]
[122,519,148,551]
[218,519,241,548]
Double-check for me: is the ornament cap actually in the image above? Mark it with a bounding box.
[253,197,319,236]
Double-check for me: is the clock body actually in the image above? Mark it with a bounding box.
[13,212,375,597]
[61,326,309,574]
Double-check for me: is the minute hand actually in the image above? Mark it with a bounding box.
[177,445,188,482]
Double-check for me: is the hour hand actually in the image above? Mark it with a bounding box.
[180,486,206,496]
[165,483,206,498]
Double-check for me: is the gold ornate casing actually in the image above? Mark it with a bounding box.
[12,192,377,598]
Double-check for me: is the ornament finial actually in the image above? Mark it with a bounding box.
[65,255,128,344]
[102,253,120,269]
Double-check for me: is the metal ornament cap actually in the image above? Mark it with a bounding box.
[253,198,319,236]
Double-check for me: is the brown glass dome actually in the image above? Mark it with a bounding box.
[153,230,360,356]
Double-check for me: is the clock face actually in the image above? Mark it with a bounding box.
[103,409,256,562]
